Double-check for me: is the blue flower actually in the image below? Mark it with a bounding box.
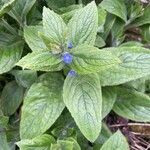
[62,52,73,64]
[68,70,76,76]
[67,42,73,49]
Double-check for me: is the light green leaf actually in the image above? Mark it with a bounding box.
[24,26,47,51]
[43,7,67,45]
[0,42,23,74]
[100,130,129,150]
[63,74,102,142]
[0,81,24,116]
[70,45,120,74]
[119,41,143,47]
[16,51,64,72]
[16,134,55,150]
[68,1,98,46]
[9,0,36,26]
[141,25,150,43]
[11,70,37,88]
[0,0,15,17]
[132,5,150,27]
[98,47,150,86]
[95,35,106,48]
[113,87,150,122]
[20,72,65,139]
[102,87,116,118]
[100,0,127,22]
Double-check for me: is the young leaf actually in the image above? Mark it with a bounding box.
[68,1,98,46]
[43,7,67,45]
[16,51,64,72]
[0,42,23,74]
[63,74,102,142]
[113,87,150,122]
[100,130,129,150]
[70,45,120,74]
[102,87,116,118]
[16,134,55,150]
[20,72,65,139]
[100,0,127,22]
[0,0,15,17]
[24,26,47,51]
[0,81,24,116]
[98,47,150,86]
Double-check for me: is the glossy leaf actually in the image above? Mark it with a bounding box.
[68,1,98,46]
[0,81,24,116]
[98,47,150,86]
[100,130,129,150]
[63,74,102,142]
[20,72,65,139]
[0,42,23,74]
[16,51,64,72]
[16,134,55,150]
[70,45,120,74]
[113,87,150,122]
[100,0,127,22]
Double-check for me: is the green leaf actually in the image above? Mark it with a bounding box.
[9,0,36,26]
[113,87,150,122]
[70,45,120,74]
[24,26,47,51]
[100,0,127,22]
[51,140,73,150]
[68,1,98,46]
[63,74,102,142]
[0,81,24,116]
[132,5,150,27]
[16,51,64,72]
[0,111,9,128]
[141,25,150,43]
[0,132,9,150]
[0,42,23,74]
[95,35,106,48]
[0,0,15,17]
[20,72,65,139]
[98,47,150,86]
[102,87,116,118]
[100,130,129,150]
[42,7,67,45]
[45,0,75,10]
[16,134,55,150]
[11,70,37,88]
[119,41,143,47]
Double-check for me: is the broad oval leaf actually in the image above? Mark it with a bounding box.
[63,74,102,142]
[100,130,129,150]
[43,7,67,45]
[16,51,64,72]
[16,134,55,150]
[20,72,65,139]
[113,87,150,122]
[100,0,127,22]
[0,42,23,74]
[68,1,98,46]
[98,47,150,86]
[70,45,120,74]
[24,26,47,52]
[0,81,24,116]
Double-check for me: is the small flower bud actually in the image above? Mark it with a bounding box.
[62,52,73,64]
[67,42,73,49]
[68,70,76,76]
